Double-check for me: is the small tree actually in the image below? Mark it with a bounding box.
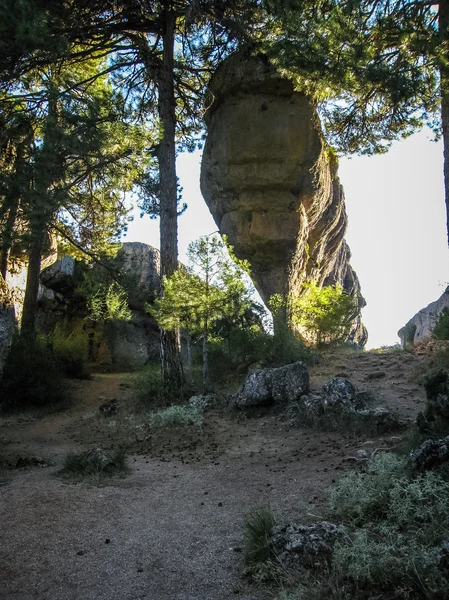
[150,234,252,393]
[292,282,357,347]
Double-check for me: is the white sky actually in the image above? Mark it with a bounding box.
[123,129,449,349]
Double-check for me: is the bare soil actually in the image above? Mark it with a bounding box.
[0,348,430,600]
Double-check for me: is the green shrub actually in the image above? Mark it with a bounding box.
[51,323,90,379]
[327,453,449,599]
[244,505,277,581]
[291,283,357,347]
[329,453,405,524]
[433,307,449,340]
[150,405,203,427]
[129,364,164,408]
[0,335,67,410]
[61,446,127,478]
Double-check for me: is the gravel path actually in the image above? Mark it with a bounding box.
[0,348,428,600]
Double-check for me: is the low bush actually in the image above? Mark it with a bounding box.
[329,453,405,524]
[61,446,127,479]
[51,324,90,379]
[244,505,277,581]
[150,405,203,428]
[0,335,67,410]
[433,307,449,340]
[129,364,164,408]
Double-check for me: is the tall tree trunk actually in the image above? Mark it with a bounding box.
[440,0,449,246]
[0,140,27,279]
[0,194,19,280]
[158,5,183,395]
[202,319,209,394]
[20,225,45,341]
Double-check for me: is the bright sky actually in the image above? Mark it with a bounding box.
[123,129,449,349]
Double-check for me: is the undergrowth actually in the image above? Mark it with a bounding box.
[150,405,203,428]
[61,446,127,479]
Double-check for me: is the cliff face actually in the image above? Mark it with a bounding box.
[398,287,449,348]
[200,53,367,345]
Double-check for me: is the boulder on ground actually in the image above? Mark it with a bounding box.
[98,399,120,417]
[270,521,339,566]
[287,377,399,432]
[322,377,363,410]
[188,394,218,411]
[82,448,115,471]
[409,436,449,471]
[231,362,309,408]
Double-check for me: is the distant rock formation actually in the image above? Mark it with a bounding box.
[37,242,163,369]
[398,287,449,348]
[200,53,367,345]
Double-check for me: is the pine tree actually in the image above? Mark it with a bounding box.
[151,234,253,393]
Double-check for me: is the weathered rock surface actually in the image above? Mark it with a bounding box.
[200,52,367,345]
[188,394,219,411]
[98,399,120,417]
[287,376,400,432]
[231,361,309,407]
[40,255,76,294]
[270,521,339,566]
[36,242,162,369]
[409,436,449,471]
[116,242,161,307]
[398,286,449,348]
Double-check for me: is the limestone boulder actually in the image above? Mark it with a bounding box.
[270,521,339,567]
[231,361,309,407]
[398,286,449,348]
[40,256,76,294]
[200,52,367,346]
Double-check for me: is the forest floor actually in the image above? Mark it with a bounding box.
[0,345,436,600]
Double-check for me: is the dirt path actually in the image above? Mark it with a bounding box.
[0,349,429,600]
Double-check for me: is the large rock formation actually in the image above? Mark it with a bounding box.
[37,242,163,369]
[200,53,367,345]
[398,287,449,348]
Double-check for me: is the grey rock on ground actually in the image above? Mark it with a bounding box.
[409,436,449,471]
[322,377,363,410]
[232,362,309,408]
[270,521,339,566]
[82,448,115,471]
[188,394,219,411]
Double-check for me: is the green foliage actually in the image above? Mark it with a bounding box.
[0,335,66,409]
[329,453,405,525]
[327,453,449,598]
[417,370,449,434]
[129,364,165,408]
[50,323,90,379]
[244,505,277,581]
[150,405,203,428]
[0,274,13,306]
[433,308,449,340]
[291,283,357,347]
[61,447,127,479]
[87,281,131,322]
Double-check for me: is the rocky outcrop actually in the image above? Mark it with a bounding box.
[200,52,367,345]
[37,242,162,369]
[231,361,310,407]
[398,287,449,348]
[270,521,339,567]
